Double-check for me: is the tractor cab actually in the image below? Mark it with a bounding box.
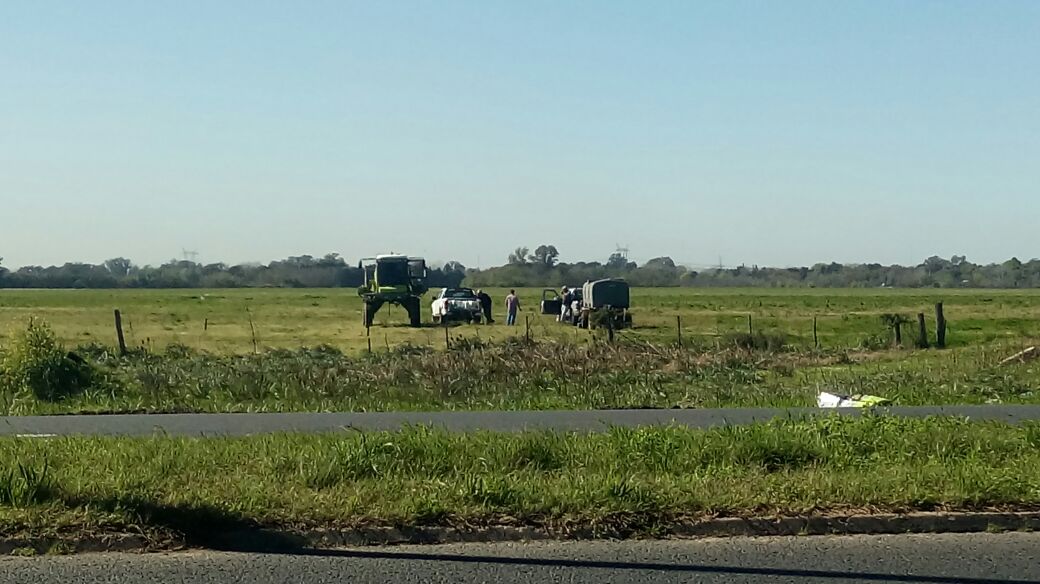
[407,258,428,292]
[359,255,428,297]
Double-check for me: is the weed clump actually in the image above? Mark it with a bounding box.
[1,319,92,402]
[858,333,890,351]
[724,331,788,352]
[0,459,54,507]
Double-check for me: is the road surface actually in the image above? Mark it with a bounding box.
[3,533,1039,583]
[2,405,1040,437]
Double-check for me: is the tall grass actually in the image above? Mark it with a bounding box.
[1,417,1040,540]
[0,459,53,507]
[2,334,1039,414]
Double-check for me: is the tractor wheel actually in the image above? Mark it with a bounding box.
[405,297,422,328]
[362,298,385,328]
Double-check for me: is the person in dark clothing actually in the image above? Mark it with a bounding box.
[475,289,494,323]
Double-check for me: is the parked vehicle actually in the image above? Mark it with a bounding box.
[357,254,428,327]
[431,288,483,324]
[578,279,632,329]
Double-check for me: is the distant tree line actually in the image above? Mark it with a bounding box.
[0,254,466,289]
[2,251,1039,289]
[466,248,1040,289]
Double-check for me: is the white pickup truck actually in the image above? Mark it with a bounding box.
[431,288,483,324]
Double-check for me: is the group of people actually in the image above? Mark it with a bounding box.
[557,286,579,323]
[473,289,523,326]
[471,287,581,327]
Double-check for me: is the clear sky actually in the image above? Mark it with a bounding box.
[1,1,1037,270]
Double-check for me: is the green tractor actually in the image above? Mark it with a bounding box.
[357,255,429,327]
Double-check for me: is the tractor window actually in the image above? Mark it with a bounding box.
[376,261,410,286]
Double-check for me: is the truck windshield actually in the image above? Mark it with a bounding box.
[377,261,410,286]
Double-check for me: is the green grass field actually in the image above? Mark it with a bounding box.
[2,287,1040,414]
[2,287,1040,353]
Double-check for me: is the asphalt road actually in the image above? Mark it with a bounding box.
[3,533,1039,583]
[2,405,1040,437]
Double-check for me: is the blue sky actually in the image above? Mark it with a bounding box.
[1,1,1038,269]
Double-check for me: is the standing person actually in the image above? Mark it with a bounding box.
[476,289,494,324]
[505,289,521,326]
[559,286,572,323]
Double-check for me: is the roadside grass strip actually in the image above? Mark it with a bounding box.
[2,416,1040,543]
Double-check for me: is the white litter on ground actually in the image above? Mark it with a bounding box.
[817,392,891,408]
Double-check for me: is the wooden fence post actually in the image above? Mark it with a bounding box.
[917,313,929,349]
[935,302,947,348]
[747,314,753,337]
[813,315,819,349]
[525,316,531,342]
[676,315,682,347]
[246,308,258,354]
[113,309,127,356]
[444,323,450,350]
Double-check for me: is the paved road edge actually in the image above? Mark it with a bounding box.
[5,512,1040,554]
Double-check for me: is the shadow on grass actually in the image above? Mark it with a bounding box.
[59,494,304,551]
